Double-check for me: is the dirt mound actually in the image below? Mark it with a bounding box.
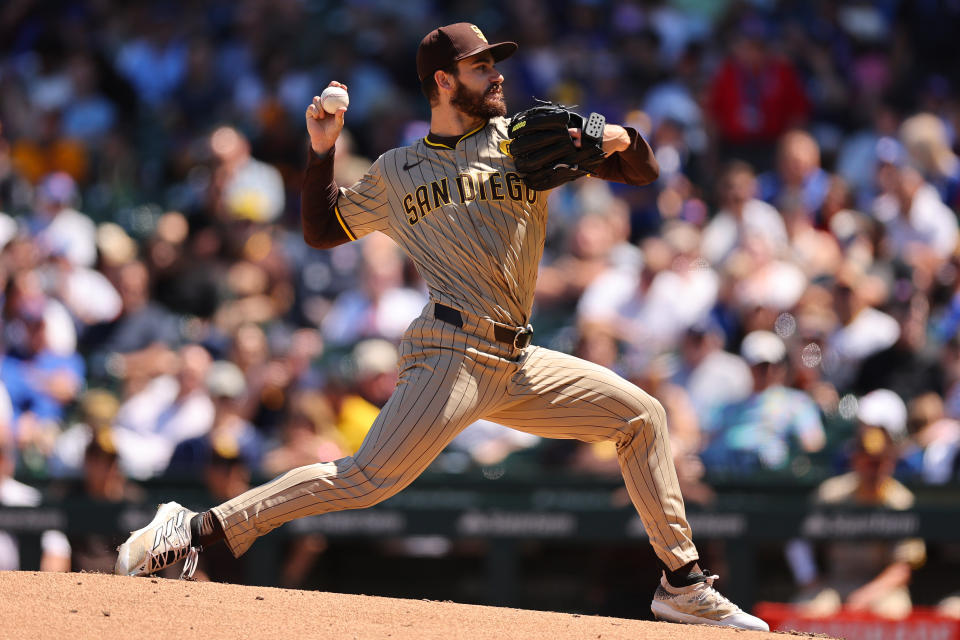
[0,571,827,640]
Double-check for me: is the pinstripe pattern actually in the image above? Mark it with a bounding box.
[334,117,545,326]
[211,116,698,571]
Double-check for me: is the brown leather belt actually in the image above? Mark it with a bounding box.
[433,303,534,349]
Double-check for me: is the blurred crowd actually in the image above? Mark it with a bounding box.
[1,0,960,609]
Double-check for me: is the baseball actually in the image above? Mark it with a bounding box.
[320,86,349,114]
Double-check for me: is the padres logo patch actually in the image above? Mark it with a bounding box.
[470,25,488,43]
[498,139,513,157]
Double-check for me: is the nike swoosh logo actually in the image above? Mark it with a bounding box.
[403,158,425,171]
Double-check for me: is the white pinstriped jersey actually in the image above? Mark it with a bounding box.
[333,117,544,326]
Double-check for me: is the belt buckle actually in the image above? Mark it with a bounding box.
[513,324,534,350]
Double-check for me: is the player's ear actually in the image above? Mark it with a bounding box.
[435,69,455,92]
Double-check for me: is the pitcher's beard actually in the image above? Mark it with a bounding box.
[451,82,507,119]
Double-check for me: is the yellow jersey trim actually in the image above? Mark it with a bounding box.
[333,204,356,241]
[424,137,453,149]
[424,123,487,150]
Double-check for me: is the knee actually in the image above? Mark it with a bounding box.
[626,390,667,437]
[630,387,666,423]
[349,463,401,509]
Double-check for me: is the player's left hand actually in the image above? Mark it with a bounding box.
[569,124,630,154]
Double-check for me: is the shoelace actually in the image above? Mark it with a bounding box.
[144,510,195,577]
[180,547,199,580]
[697,572,739,611]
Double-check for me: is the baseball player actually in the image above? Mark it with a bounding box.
[117,23,767,631]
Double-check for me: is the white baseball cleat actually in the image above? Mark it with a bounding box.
[115,501,199,579]
[651,571,770,631]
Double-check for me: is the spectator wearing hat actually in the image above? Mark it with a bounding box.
[48,388,120,476]
[333,339,400,454]
[701,331,825,474]
[795,388,925,620]
[166,360,264,474]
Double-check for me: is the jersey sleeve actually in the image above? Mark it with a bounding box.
[335,154,392,240]
[592,127,659,186]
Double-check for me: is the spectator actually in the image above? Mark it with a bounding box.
[209,125,285,224]
[28,172,97,268]
[84,260,181,382]
[114,9,187,108]
[536,206,630,312]
[905,392,960,484]
[899,112,960,209]
[60,54,117,145]
[167,360,264,474]
[334,338,399,455]
[700,161,788,267]
[782,191,843,281]
[872,165,958,263]
[701,330,826,474]
[111,344,215,479]
[321,235,427,347]
[0,294,84,462]
[43,247,123,328]
[729,227,809,316]
[581,222,719,358]
[758,130,831,220]
[854,296,945,402]
[48,388,119,477]
[824,266,900,391]
[797,395,925,620]
[706,17,810,169]
[672,319,752,429]
[49,428,144,573]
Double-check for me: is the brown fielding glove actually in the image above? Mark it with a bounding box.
[503,101,607,191]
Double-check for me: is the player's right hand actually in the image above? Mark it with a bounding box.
[306,81,348,155]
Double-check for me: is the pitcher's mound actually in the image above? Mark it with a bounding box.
[0,571,827,640]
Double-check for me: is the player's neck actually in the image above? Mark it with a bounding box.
[429,104,485,138]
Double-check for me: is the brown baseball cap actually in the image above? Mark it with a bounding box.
[416,23,517,81]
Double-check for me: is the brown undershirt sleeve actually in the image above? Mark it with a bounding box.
[593,127,659,187]
[301,145,352,248]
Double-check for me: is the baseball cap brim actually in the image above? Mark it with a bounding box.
[456,41,518,64]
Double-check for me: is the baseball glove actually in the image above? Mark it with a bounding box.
[503,101,607,191]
